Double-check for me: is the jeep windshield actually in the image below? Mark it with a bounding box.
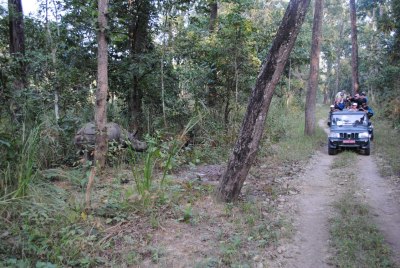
[331,114,368,127]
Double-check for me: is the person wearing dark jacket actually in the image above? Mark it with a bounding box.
[347,93,364,108]
[359,102,374,119]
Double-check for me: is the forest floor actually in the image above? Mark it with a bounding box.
[131,120,400,267]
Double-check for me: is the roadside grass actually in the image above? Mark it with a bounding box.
[261,102,327,163]
[373,120,400,178]
[329,153,395,267]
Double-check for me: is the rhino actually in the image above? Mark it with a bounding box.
[74,122,147,154]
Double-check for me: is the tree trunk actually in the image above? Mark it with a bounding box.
[207,1,218,108]
[333,21,344,93]
[349,0,359,95]
[209,1,218,33]
[216,0,311,203]
[95,0,109,169]
[127,0,150,133]
[8,0,25,57]
[128,76,143,132]
[305,0,324,136]
[8,0,26,121]
[45,0,60,122]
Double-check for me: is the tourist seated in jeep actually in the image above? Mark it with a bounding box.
[347,102,359,111]
[358,102,374,119]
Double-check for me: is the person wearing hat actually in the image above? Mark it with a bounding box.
[327,105,336,126]
[334,91,346,110]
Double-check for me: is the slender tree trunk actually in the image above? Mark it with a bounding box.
[95,0,109,169]
[216,0,311,202]
[86,0,109,210]
[161,8,169,128]
[350,0,359,94]
[45,0,60,122]
[391,0,400,62]
[335,21,344,94]
[305,0,324,136]
[207,1,218,108]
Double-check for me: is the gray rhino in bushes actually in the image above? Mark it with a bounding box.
[74,123,147,157]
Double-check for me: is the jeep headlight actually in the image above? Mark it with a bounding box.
[359,132,369,138]
[329,132,340,138]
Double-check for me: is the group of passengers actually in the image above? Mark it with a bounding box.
[330,91,374,119]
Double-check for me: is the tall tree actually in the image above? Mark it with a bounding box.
[349,0,359,94]
[305,0,324,136]
[216,0,311,202]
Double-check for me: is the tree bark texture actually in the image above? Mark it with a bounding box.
[216,0,311,202]
[8,0,25,56]
[305,0,324,136]
[127,0,151,133]
[95,0,109,169]
[350,0,359,95]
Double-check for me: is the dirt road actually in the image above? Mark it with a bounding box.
[279,149,335,268]
[273,122,400,267]
[357,155,400,264]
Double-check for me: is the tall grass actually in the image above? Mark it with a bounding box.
[261,101,327,163]
[14,125,41,197]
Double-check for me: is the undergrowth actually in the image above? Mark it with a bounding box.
[373,120,400,177]
[0,101,327,266]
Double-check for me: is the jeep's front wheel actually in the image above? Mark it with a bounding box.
[328,147,337,155]
[363,147,370,156]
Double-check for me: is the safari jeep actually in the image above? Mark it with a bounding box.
[327,111,371,155]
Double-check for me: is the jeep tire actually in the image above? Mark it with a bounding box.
[328,147,337,155]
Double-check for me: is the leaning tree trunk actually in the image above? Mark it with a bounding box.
[305,0,324,136]
[349,0,359,95]
[216,0,311,202]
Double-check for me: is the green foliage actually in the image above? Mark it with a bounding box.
[261,101,326,163]
[130,137,159,203]
[373,120,400,177]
